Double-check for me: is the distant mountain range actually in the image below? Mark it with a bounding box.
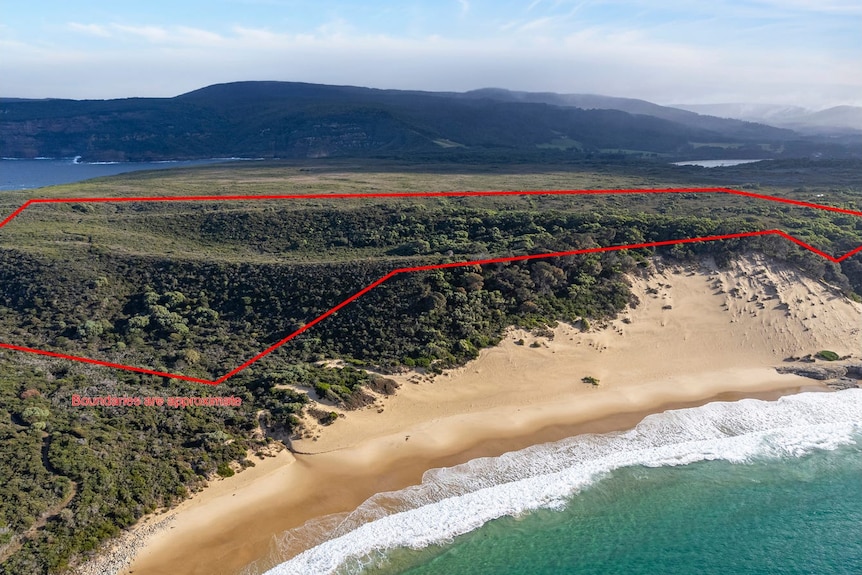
[675,103,862,134]
[1,82,859,162]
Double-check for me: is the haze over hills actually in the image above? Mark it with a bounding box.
[675,103,862,134]
[1,81,859,162]
[459,89,796,141]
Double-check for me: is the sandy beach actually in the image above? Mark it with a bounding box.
[103,254,860,575]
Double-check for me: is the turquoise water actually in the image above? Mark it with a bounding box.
[263,390,862,575]
[374,444,862,575]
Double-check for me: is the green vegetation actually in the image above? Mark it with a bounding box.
[216,463,235,478]
[0,359,288,573]
[0,160,859,573]
[816,350,840,361]
[5,81,855,162]
[582,376,600,386]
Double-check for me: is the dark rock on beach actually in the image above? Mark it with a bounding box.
[775,361,862,390]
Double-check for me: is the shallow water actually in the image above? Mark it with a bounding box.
[375,438,862,575]
[261,390,862,575]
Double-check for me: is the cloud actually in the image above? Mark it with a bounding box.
[67,23,112,38]
[518,17,554,32]
[752,0,862,14]
[526,0,543,13]
[174,26,226,46]
[110,24,171,43]
[67,23,229,46]
[6,18,860,108]
[571,0,862,20]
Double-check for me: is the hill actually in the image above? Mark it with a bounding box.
[460,88,796,140]
[2,81,858,162]
[677,103,862,134]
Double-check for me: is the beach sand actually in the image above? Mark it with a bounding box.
[110,255,860,575]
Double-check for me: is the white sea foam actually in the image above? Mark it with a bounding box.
[262,390,862,575]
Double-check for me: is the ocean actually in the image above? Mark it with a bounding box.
[0,157,244,191]
[261,389,862,575]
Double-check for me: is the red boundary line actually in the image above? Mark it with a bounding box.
[0,187,860,385]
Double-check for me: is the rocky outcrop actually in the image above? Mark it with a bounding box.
[776,361,862,390]
[826,377,861,391]
[776,364,849,380]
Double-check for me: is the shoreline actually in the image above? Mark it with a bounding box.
[107,254,860,575]
[122,382,823,575]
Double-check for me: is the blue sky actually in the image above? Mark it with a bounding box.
[1,0,859,107]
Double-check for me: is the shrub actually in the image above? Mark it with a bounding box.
[76,320,104,340]
[816,350,840,361]
[320,411,339,426]
[216,463,235,478]
[183,349,201,364]
[21,406,50,424]
[582,376,600,386]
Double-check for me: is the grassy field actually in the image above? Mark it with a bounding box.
[2,159,860,265]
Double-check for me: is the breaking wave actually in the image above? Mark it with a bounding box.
[261,390,862,575]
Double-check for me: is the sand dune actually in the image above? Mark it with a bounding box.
[101,255,859,575]
[297,254,859,454]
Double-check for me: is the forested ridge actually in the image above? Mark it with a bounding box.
[1,171,861,573]
[4,81,859,162]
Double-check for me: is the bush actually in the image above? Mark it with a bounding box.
[815,350,840,361]
[216,463,235,478]
[76,320,104,340]
[582,376,600,386]
[320,411,339,426]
